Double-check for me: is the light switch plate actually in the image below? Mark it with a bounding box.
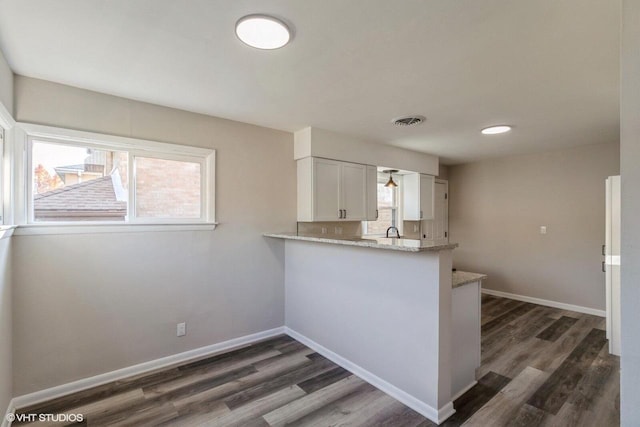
[177,322,186,337]
[540,226,547,235]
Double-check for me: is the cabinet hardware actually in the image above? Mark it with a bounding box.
[602,244,606,256]
[445,231,448,238]
[338,210,342,219]
[445,193,448,200]
[376,209,379,219]
[602,261,606,273]
[343,209,347,218]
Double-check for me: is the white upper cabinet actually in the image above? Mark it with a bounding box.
[403,173,435,221]
[298,157,372,221]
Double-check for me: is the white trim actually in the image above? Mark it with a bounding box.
[481,288,606,317]
[284,327,454,425]
[13,222,218,236]
[0,102,15,130]
[10,327,285,411]
[2,399,16,427]
[0,225,16,239]
[450,380,477,401]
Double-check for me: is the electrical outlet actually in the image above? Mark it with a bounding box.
[321,227,328,234]
[540,226,547,235]
[335,227,343,235]
[413,224,419,232]
[177,322,186,337]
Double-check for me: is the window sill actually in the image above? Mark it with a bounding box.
[13,222,218,236]
[0,225,18,240]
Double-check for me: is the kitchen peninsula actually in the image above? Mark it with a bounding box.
[265,232,467,424]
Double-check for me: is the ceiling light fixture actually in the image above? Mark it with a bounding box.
[481,125,512,135]
[383,170,399,188]
[235,14,291,50]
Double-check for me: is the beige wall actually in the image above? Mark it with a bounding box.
[0,238,12,415]
[12,76,296,395]
[0,49,13,115]
[621,0,640,423]
[449,142,619,311]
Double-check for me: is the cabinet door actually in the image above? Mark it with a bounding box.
[419,174,435,220]
[403,173,420,221]
[366,165,378,221]
[313,158,342,221]
[341,162,367,220]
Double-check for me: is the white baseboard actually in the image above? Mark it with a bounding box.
[482,288,605,317]
[284,327,454,425]
[451,380,477,402]
[9,327,286,413]
[2,399,15,427]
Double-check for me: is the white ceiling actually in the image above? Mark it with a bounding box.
[0,0,620,164]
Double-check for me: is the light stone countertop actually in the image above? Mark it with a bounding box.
[452,271,488,288]
[264,232,458,253]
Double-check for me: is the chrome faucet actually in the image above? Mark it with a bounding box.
[386,226,400,238]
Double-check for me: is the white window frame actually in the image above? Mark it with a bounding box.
[13,123,216,235]
[0,101,17,238]
[363,174,403,236]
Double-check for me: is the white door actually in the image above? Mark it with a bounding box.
[605,176,621,356]
[341,162,367,220]
[313,158,342,221]
[420,174,435,220]
[432,181,448,243]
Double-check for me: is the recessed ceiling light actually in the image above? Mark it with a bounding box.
[235,15,291,50]
[481,125,512,135]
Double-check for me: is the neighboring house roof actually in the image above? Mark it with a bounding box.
[34,175,126,218]
[54,163,104,176]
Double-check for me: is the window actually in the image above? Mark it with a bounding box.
[17,124,215,231]
[363,174,402,236]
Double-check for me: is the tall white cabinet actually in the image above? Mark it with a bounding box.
[403,173,435,221]
[298,157,377,221]
[605,175,621,356]
[423,180,449,243]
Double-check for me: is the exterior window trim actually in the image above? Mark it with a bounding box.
[12,123,217,235]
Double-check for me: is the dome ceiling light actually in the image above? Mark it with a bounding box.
[235,15,291,50]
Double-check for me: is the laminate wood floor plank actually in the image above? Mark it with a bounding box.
[356,399,436,427]
[527,328,607,415]
[222,357,336,410]
[262,375,364,426]
[481,307,556,370]
[536,316,579,342]
[442,371,511,426]
[206,385,307,427]
[295,366,351,394]
[508,404,548,427]
[291,382,384,427]
[462,367,548,426]
[482,303,537,335]
[529,315,605,374]
[481,299,525,324]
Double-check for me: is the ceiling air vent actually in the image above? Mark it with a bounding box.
[392,115,426,126]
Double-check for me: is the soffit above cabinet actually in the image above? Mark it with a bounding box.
[295,127,438,176]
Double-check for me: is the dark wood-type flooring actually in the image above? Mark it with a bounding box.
[14,295,619,426]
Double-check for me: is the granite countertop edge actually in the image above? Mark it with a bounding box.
[452,271,488,288]
[264,232,458,252]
